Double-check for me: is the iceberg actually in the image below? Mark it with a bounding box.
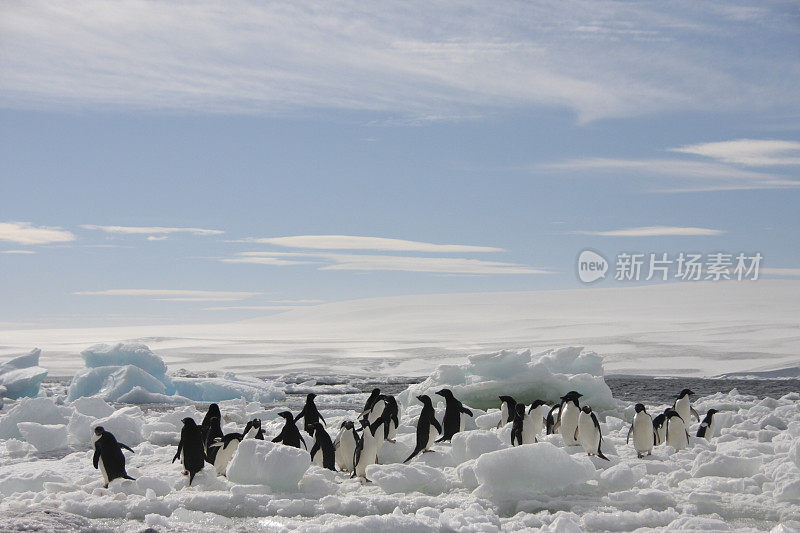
[0,349,48,399]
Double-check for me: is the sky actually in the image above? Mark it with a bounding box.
[0,0,799,328]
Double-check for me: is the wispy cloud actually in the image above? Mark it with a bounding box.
[1,1,796,122]
[1,249,36,254]
[225,251,549,275]
[82,225,223,237]
[0,221,76,245]
[241,235,503,253]
[669,139,800,167]
[574,226,724,237]
[202,305,308,311]
[73,289,259,301]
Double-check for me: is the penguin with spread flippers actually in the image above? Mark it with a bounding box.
[696,409,719,440]
[295,393,326,434]
[273,411,307,449]
[497,396,517,428]
[309,422,336,470]
[665,409,690,451]
[435,388,473,442]
[575,406,609,460]
[92,427,135,488]
[403,395,441,463]
[173,417,205,486]
[673,389,700,423]
[334,421,359,472]
[627,403,655,458]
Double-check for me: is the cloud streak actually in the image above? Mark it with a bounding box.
[669,139,800,167]
[73,289,259,301]
[82,225,223,236]
[0,221,76,245]
[574,226,724,237]
[242,235,503,253]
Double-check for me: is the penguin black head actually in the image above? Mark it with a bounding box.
[207,403,221,417]
[499,395,515,404]
[634,403,647,413]
[358,418,370,429]
[370,388,380,396]
[581,406,592,414]
[562,391,582,399]
[436,389,453,398]
[678,389,694,398]
[529,400,546,410]
[416,394,432,406]
[342,420,355,430]
[665,409,683,420]
[515,403,526,415]
[251,418,262,429]
[311,422,324,434]
[182,417,198,428]
[93,426,104,436]
[706,408,718,416]
[306,393,317,401]
[277,411,293,421]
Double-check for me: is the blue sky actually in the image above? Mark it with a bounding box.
[1,1,799,327]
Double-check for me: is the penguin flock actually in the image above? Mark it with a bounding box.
[91,386,721,487]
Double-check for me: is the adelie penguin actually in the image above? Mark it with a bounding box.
[652,408,669,445]
[403,395,442,463]
[92,426,135,488]
[696,409,719,441]
[208,419,262,476]
[360,388,384,424]
[272,411,307,449]
[496,396,517,428]
[627,403,656,458]
[381,395,400,442]
[334,421,359,472]
[435,388,473,442]
[575,406,609,460]
[511,403,538,446]
[555,391,583,446]
[527,400,548,438]
[352,417,383,481]
[294,393,326,434]
[664,409,690,451]
[200,404,223,465]
[309,422,336,470]
[673,389,700,424]
[173,418,206,486]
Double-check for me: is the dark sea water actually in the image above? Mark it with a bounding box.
[605,376,799,403]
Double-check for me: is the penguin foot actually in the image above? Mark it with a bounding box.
[103,484,108,489]
[637,453,644,459]
[182,470,188,475]
[387,439,396,443]
[423,449,435,454]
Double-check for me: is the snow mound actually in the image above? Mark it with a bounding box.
[691,451,762,478]
[450,430,506,463]
[227,439,310,491]
[16,423,69,453]
[473,442,595,499]
[0,397,71,439]
[366,463,448,495]
[66,343,285,404]
[398,347,615,411]
[0,349,48,399]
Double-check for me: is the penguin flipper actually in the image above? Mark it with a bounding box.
[697,423,707,438]
[310,441,320,460]
[403,447,423,463]
[626,425,633,444]
[122,474,136,481]
[691,407,700,422]
[92,446,100,469]
[188,471,196,486]
[596,447,609,461]
[431,417,442,435]
[573,426,579,441]
[461,407,473,417]
[119,443,135,454]
[172,440,183,464]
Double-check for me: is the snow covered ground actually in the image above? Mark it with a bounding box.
[0,346,799,532]
[1,280,798,378]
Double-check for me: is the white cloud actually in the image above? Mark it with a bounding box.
[669,139,800,166]
[760,268,800,277]
[202,305,307,311]
[0,1,796,122]
[226,251,549,275]
[243,235,503,253]
[575,226,724,237]
[0,221,76,245]
[73,289,259,301]
[82,225,223,236]
[1,249,36,254]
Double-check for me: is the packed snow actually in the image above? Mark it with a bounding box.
[0,348,48,399]
[0,344,798,531]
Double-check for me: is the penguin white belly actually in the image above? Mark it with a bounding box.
[459,413,465,433]
[338,433,357,471]
[500,404,509,427]
[531,407,545,437]
[213,440,239,475]
[521,414,536,444]
[374,426,385,454]
[633,413,654,454]
[560,404,580,445]
[666,418,689,450]
[656,424,667,445]
[675,397,691,424]
[425,424,438,451]
[577,413,599,455]
[368,401,385,425]
[355,434,377,478]
[98,457,109,485]
[703,422,716,440]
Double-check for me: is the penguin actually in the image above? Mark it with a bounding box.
[173,417,205,486]
[200,403,222,447]
[497,396,517,428]
[510,403,530,446]
[665,409,690,451]
[294,393,326,434]
[556,391,583,446]
[334,421,359,472]
[272,411,307,449]
[403,395,441,463]
[360,388,382,420]
[627,403,656,458]
[202,412,223,465]
[652,409,669,445]
[381,395,401,442]
[527,400,548,438]
[673,389,700,423]
[367,396,386,425]
[207,419,262,476]
[352,417,383,481]
[435,388,473,442]
[575,406,609,460]
[546,403,560,435]
[309,422,336,470]
[92,427,135,488]
[696,409,719,440]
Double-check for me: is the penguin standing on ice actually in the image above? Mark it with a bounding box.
[272,411,307,449]
[309,422,336,470]
[652,409,669,445]
[294,393,326,434]
[555,391,583,446]
[360,388,383,422]
[92,427,135,488]
[575,406,609,460]
[696,409,719,440]
[497,396,517,428]
[435,388,473,442]
[200,404,222,445]
[334,421,359,472]
[352,418,381,481]
[381,395,401,442]
[403,395,441,463]
[173,418,205,486]
[248,418,265,440]
[208,419,261,476]
[527,400,548,438]
[511,403,537,446]
[665,409,690,451]
[627,403,655,458]
[673,389,700,423]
